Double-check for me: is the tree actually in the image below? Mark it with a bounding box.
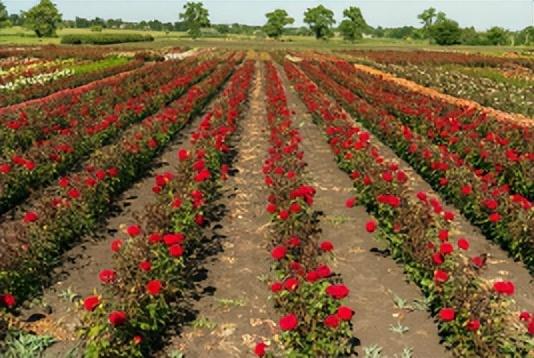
[23,0,62,37]
[430,17,461,45]
[264,9,294,39]
[303,5,335,39]
[418,7,446,38]
[0,1,8,28]
[486,26,509,45]
[417,7,436,29]
[179,1,210,39]
[339,6,367,41]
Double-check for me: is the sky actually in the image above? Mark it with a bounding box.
[3,0,533,31]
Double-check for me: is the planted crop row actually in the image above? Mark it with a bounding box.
[0,52,242,310]
[0,55,220,215]
[79,59,253,358]
[255,62,354,357]
[0,57,143,107]
[319,58,532,199]
[284,59,534,356]
[376,63,534,117]
[297,58,534,273]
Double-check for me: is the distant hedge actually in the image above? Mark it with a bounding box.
[61,33,154,45]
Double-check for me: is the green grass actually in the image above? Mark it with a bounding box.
[1,26,533,56]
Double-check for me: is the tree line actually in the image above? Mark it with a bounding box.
[1,0,532,46]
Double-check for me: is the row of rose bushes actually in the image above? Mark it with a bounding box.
[283,59,534,356]
[374,63,534,117]
[352,61,532,199]
[0,58,78,85]
[255,62,355,357]
[0,57,152,153]
[340,49,534,68]
[0,55,217,215]
[316,57,532,200]
[285,61,534,357]
[79,58,253,357]
[0,52,240,311]
[0,45,126,60]
[0,56,143,107]
[298,58,534,273]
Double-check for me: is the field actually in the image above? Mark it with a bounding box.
[0,44,533,358]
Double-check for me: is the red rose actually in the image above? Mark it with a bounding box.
[83,295,100,311]
[148,233,162,244]
[337,306,354,321]
[438,230,449,242]
[108,311,127,326]
[345,197,356,208]
[194,214,205,226]
[461,185,472,196]
[316,264,331,278]
[163,233,185,246]
[266,203,277,214]
[326,284,349,299]
[133,335,142,345]
[365,220,377,233]
[146,279,163,296]
[439,308,455,321]
[283,277,299,291]
[23,211,38,223]
[138,260,152,272]
[271,282,283,293]
[466,319,480,332]
[110,239,123,253]
[434,270,449,283]
[68,188,80,199]
[457,238,470,250]
[279,313,298,331]
[493,281,515,296]
[324,314,340,329]
[488,213,501,223]
[519,311,531,322]
[271,246,287,260]
[306,270,319,283]
[178,149,189,161]
[278,210,289,220]
[0,163,11,175]
[439,242,453,255]
[288,236,301,247]
[471,256,485,268]
[58,176,69,187]
[443,211,454,221]
[528,320,534,335]
[0,293,16,308]
[416,192,427,202]
[320,240,334,252]
[127,224,142,237]
[432,253,444,265]
[99,269,116,284]
[168,244,184,257]
[254,342,267,357]
[483,199,498,211]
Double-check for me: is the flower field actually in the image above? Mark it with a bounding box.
[0,47,532,357]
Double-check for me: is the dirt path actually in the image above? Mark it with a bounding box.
[276,65,449,357]
[165,61,276,357]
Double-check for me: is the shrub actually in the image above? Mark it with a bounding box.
[61,33,154,45]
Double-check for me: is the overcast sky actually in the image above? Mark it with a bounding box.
[4,0,533,31]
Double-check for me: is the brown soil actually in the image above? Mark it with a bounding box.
[164,61,276,358]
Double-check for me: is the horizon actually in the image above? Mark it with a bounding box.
[3,0,533,31]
